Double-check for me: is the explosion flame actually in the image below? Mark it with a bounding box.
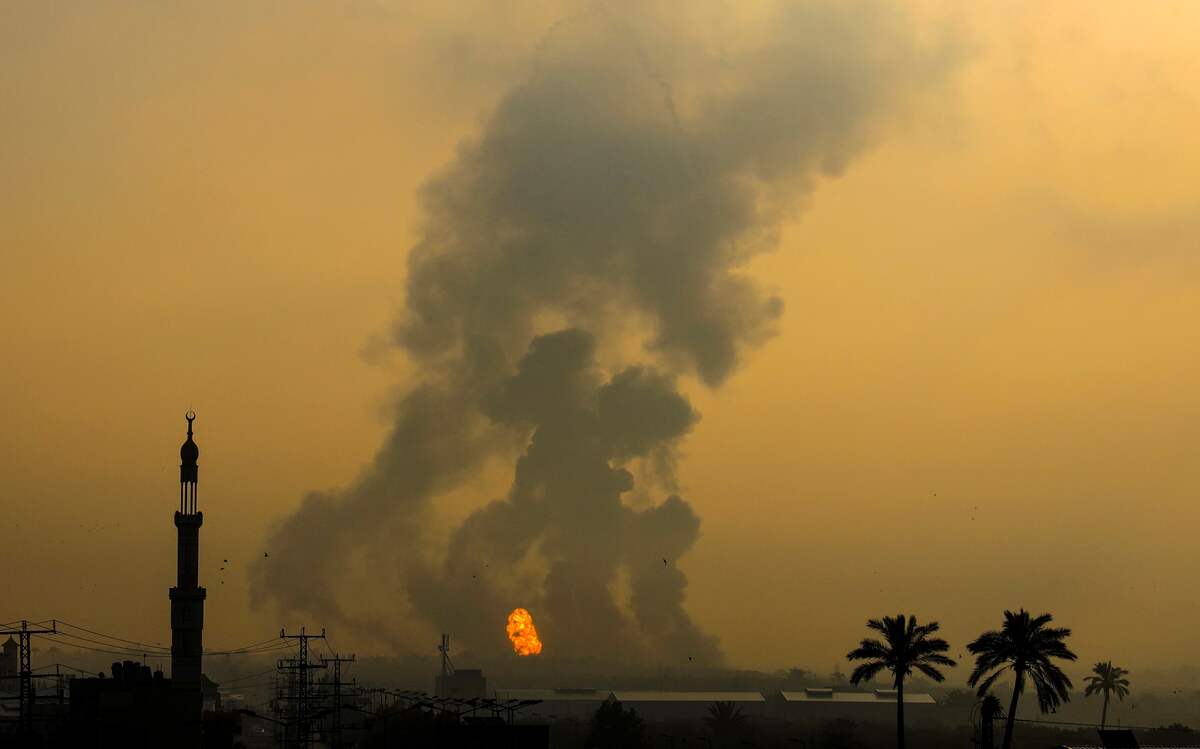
[506,608,543,656]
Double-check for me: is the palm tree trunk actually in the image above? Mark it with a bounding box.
[1101,690,1109,730]
[1002,670,1024,749]
[896,677,905,749]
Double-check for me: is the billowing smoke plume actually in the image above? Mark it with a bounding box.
[251,1,957,662]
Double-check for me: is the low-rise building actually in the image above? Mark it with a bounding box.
[772,688,938,722]
[494,688,610,721]
[435,668,488,699]
[610,691,768,721]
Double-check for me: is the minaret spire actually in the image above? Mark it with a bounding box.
[180,409,199,513]
[170,410,206,743]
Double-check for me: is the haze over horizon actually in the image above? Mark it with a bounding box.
[3,0,1199,683]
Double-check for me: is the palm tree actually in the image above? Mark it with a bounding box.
[967,609,1077,749]
[586,700,646,749]
[704,701,748,747]
[1084,661,1130,729]
[978,694,1003,749]
[846,614,957,749]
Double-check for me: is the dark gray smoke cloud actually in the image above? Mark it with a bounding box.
[405,329,715,662]
[251,1,958,662]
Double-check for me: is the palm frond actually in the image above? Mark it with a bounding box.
[913,662,949,683]
[919,653,958,668]
[849,660,887,686]
[910,636,952,657]
[973,667,1007,698]
[847,639,890,662]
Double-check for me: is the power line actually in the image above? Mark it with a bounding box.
[205,638,292,655]
[31,662,99,676]
[1013,716,1181,732]
[211,635,287,652]
[39,635,162,659]
[50,617,290,656]
[43,628,170,654]
[207,638,291,652]
[54,619,170,652]
[38,633,291,660]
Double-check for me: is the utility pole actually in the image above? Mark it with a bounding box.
[279,627,325,749]
[435,633,454,698]
[0,619,57,734]
[439,633,453,678]
[320,653,355,748]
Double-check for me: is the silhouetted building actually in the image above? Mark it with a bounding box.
[67,661,174,746]
[0,637,16,677]
[436,669,487,699]
[170,411,206,742]
[610,690,768,721]
[772,687,937,722]
[494,688,609,721]
[64,660,233,748]
[433,634,488,699]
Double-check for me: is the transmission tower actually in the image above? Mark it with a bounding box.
[0,619,57,734]
[279,627,326,749]
[320,653,356,748]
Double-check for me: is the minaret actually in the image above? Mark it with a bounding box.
[169,410,206,728]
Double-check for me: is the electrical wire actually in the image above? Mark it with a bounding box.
[1012,716,1178,732]
[205,637,291,655]
[44,628,170,654]
[38,636,161,659]
[55,619,170,652]
[34,619,292,658]
[30,663,100,676]
[42,617,293,657]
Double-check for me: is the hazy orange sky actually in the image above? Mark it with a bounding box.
[2,1,1199,679]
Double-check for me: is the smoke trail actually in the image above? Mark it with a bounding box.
[251,1,959,661]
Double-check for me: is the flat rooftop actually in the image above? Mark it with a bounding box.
[494,688,610,701]
[611,691,766,703]
[780,688,936,704]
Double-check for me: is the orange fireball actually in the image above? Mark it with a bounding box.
[506,608,543,656]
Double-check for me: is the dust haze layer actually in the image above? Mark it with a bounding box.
[250,1,958,663]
